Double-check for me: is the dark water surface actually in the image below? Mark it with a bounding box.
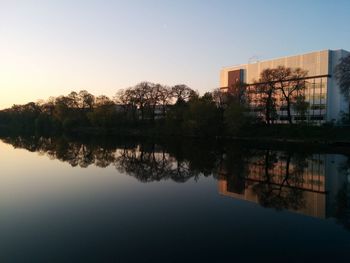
[1,136,350,262]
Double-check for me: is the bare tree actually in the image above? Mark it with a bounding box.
[95,95,114,107]
[229,82,248,105]
[171,84,197,102]
[158,85,173,117]
[273,66,308,124]
[212,88,225,108]
[293,95,309,122]
[78,90,95,110]
[257,66,307,125]
[115,83,175,121]
[38,96,56,115]
[116,88,139,121]
[67,91,79,108]
[257,68,278,125]
[148,83,163,121]
[134,82,153,121]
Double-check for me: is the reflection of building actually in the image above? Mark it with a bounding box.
[220,49,350,124]
[219,179,326,218]
[218,153,348,219]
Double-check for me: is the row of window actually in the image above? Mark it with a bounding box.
[253,113,325,121]
[279,115,324,121]
[245,77,328,123]
[251,105,326,112]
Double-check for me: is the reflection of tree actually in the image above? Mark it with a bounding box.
[114,142,208,183]
[334,183,350,230]
[0,136,218,183]
[94,147,116,168]
[2,136,115,168]
[334,155,350,230]
[115,146,173,182]
[252,150,307,210]
[4,135,350,230]
[219,147,309,212]
[165,139,221,179]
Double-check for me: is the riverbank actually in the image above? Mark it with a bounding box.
[2,124,350,150]
[71,124,350,144]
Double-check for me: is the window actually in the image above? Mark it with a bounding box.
[310,104,326,110]
[294,116,307,121]
[310,115,324,120]
[279,106,288,111]
[279,116,289,121]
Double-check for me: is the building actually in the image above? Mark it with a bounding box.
[220,49,350,124]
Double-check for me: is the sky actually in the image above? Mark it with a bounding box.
[1,0,350,109]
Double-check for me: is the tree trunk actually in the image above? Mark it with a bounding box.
[162,104,166,118]
[264,150,271,182]
[140,106,144,121]
[286,97,293,124]
[285,153,291,182]
[265,92,273,125]
[152,105,156,122]
[265,102,270,125]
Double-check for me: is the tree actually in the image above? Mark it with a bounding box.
[78,90,95,110]
[7,102,42,132]
[335,54,350,119]
[165,97,188,135]
[67,91,79,108]
[94,95,114,107]
[39,97,55,116]
[273,66,307,124]
[133,82,152,121]
[212,88,226,109]
[171,84,197,102]
[228,82,248,106]
[293,95,309,122]
[88,95,116,128]
[224,103,250,135]
[54,96,71,122]
[115,88,137,121]
[183,96,221,137]
[257,68,278,125]
[157,85,173,118]
[257,66,308,125]
[147,83,163,121]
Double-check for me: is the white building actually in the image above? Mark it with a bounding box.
[220,49,350,124]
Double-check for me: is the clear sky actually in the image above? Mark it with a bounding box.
[1,0,350,109]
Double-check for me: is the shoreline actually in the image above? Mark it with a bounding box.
[2,126,350,155]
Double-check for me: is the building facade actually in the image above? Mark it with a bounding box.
[220,49,350,124]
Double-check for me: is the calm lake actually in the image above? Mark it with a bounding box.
[1,136,350,262]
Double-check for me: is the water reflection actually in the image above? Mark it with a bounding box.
[218,148,350,232]
[221,151,321,216]
[2,136,350,229]
[1,136,220,182]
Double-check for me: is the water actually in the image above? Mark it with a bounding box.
[0,136,350,262]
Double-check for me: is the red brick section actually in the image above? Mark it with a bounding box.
[227,69,242,91]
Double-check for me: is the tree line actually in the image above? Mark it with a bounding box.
[1,57,350,136]
[0,83,200,134]
[0,81,248,136]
